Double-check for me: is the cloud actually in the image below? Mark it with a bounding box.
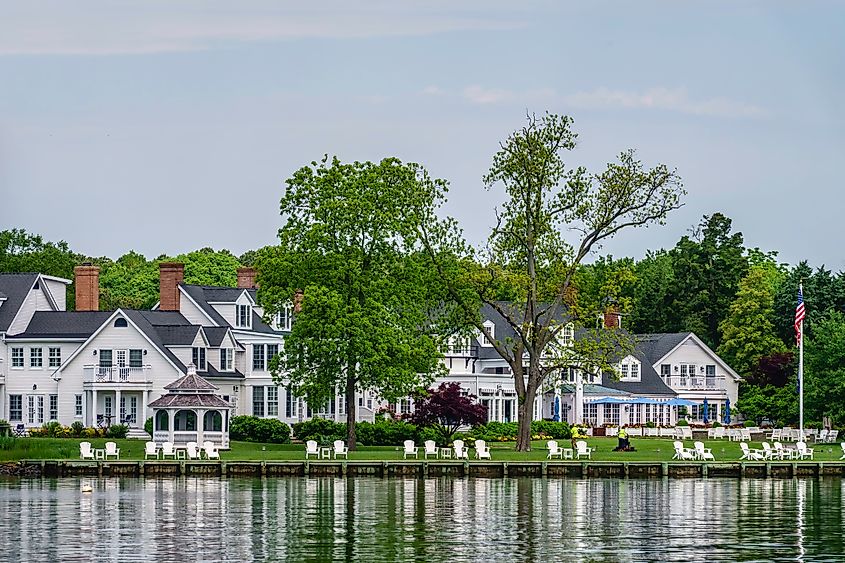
[562,87,767,119]
[0,1,524,56]
[421,85,445,96]
[461,85,556,105]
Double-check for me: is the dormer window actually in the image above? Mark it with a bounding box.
[237,304,251,328]
[481,320,495,347]
[192,347,207,371]
[274,303,293,331]
[561,323,574,347]
[618,356,641,382]
[220,349,234,372]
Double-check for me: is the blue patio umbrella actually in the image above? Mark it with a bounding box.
[723,398,731,425]
[702,398,709,424]
[553,397,560,422]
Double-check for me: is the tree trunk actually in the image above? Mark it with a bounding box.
[346,373,357,451]
[516,384,537,451]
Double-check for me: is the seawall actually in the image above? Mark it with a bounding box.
[4,460,845,479]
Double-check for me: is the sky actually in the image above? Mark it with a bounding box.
[1,1,843,269]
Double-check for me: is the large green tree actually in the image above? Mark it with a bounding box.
[667,213,749,349]
[717,263,786,377]
[257,157,449,449]
[419,113,685,451]
[0,228,80,305]
[805,311,845,426]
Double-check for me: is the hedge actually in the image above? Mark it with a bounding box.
[230,416,291,444]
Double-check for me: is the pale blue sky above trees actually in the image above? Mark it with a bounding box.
[1,1,842,268]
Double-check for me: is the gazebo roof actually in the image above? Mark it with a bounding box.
[148,393,231,409]
[164,364,219,391]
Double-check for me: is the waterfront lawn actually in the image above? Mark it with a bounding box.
[4,436,845,463]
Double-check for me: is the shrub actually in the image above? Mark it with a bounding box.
[106,424,129,439]
[291,418,345,444]
[231,416,292,444]
[744,420,756,428]
[356,419,417,446]
[83,427,99,438]
[711,421,721,428]
[469,422,518,442]
[676,419,689,427]
[144,417,153,435]
[70,421,85,437]
[645,421,656,428]
[530,420,571,439]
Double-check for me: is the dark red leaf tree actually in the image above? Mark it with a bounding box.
[407,382,488,445]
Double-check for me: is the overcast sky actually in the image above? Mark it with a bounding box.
[1,2,842,269]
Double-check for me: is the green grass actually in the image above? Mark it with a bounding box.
[1,436,843,463]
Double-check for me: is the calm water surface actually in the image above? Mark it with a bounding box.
[0,476,843,562]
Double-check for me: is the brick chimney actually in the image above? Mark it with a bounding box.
[159,262,184,312]
[293,289,304,313]
[237,267,257,289]
[74,263,100,311]
[603,309,622,329]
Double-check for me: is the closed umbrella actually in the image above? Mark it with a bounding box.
[723,398,731,425]
[553,397,560,422]
[702,398,709,424]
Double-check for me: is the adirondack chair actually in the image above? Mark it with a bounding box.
[333,440,349,459]
[575,440,593,460]
[474,440,491,460]
[305,440,319,459]
[673,441,695,460]
[547,440,564,460]
[694,441,714,461]
[760,442,775,460]
[740,442,763,461]
[423,440,438,459]
[79,441,95,460]
[185,442,201,460]
[403,440,419,459]
[161,441,177,460]
[453,439,469,459]
[104,441,120,460]
[144,441,159,460]
[796,441,814,460]
[202,441,220,460]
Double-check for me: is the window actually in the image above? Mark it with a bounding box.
[129,349,143,368]
[252,345,266,371]
[660,364,671,378]
[399,398,412,415]
[9,395,22,421]
[49,395,58,421]
[237,304,251,328]
[561,323,575,347]
[605,403,620,425]
[220,349,233,371]
[481,321,495,347]
[192,347,207,370]
[618,358,641,381]
[267,386,278,416]
[286,387,298,418]
[706,365,716,376]
[275,304,293,331]
[620,364,629,379]
[48,347,61,368]
[11,348,23,368]
[99,349,113,367]
[267,344,279,364]
[27,396,35,423]
[252,386,265,417]
[30,348,43,368]
[114,318,128,328]
[584,403,598,426]
[75,395,83,417]
[104,396,112,419]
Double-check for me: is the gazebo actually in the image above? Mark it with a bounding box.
[149,364,232,449]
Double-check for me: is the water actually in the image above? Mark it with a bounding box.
[0,477,843,562]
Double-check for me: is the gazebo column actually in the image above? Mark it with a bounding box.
[115,389,121,424]
[141,390,149,430]
[91,389,98,426]
[196,409,205,445]
[168,409,175,444]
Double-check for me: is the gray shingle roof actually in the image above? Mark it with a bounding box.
[598,333,689,397]
[154,325,202,346]
[164,370,218,391]
[0,273,39,332]
[559,384,632,396]
[148,393,231,408]
[203,326,230,347]
[181,283,282,335]
[5,311,112,339]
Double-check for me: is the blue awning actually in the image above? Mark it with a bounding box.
[665,398,697,406]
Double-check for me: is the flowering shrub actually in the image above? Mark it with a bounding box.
[230,416,291,444]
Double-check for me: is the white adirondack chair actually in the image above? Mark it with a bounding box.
[694,441,714,461]
[714,427,726,440]
[773,442,793,460]
[333,440,348,459]
[547,440,564,460]
[186,442,200,460]
[453,439,469,459]
[760,442,775,460]
[79,442,95,460]
[305,440,319,459]
[767,428,783,441]
[403,440,419,459]
[423,440,438,459]
[796,441,814,460]
[840,442,845,460]
[828,430,839,444]
[817,429,829,443]
[161,441,177,460]
[740,428,752,442]
[474,440,491,460]
[575,440,593,460]
[673,441,695,460]
[682,427,693,440]
[144,441,159,460]
[202,441,220,460]
[104,441,120,460]
[740,442,763,461]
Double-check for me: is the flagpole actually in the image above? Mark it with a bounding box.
[799,281,804,439]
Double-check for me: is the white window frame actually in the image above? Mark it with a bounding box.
[481,321,496,348]
[252,345,266,371]
[192,347,207,371]
[30,347,43,369]
[220,348,234,372]
[561,323,575,347]
[49,394,58,421]
[48,347,61,368]
[618,356,641,382]
[9,395,22,421]
[75,394,83,418]
[237,304,252,329]
[267,386,278,416]
[11,347,24,369]
[275,303,293,331]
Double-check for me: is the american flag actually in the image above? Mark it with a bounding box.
[795,285,806,344]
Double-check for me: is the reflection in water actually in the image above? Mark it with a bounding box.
[1,477,844,561]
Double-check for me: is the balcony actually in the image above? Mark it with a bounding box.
[664,375,726,392]
[84,364,152,384]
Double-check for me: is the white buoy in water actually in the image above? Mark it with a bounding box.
[81,484,93,493]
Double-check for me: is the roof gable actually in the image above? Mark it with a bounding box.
[0,273,39,332]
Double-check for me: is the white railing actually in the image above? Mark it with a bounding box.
[153,430,228,448]
[84,364,151,383]
[664,375,726,391]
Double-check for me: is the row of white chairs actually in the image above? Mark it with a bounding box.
[79,441,119,460]
[145,441,219,460]
[304,439,494,460]
[673,441,714,461]
[547,440,594,460]
[740,441,814,461]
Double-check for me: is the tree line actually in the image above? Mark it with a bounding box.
[3,113,844,444]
